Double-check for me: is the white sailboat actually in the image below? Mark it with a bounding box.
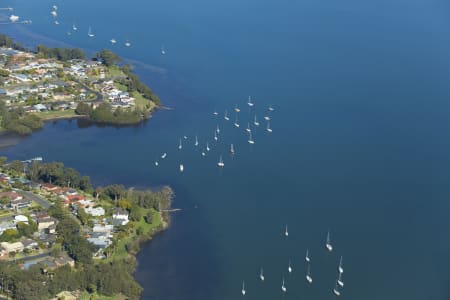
[305,249,310,262]
[217,155,224,167]
[155,161,159,166]
[224,109,230,121]
[281,278,286,292]
[179,164,184,172]
[216,125,220,134]
[72,23,77,31]
[206,142,210,151]
[235,104,240,113]
[183,135,188,139]
[88,27,95,37]
[234,114,240,128]
[259,268,265,281]
[338,256,344,274]
[284,224,288,237]
[247,96,254,107]
[178,138,182,150]
[333,281,341,296]
[306,263,312,284]
[264,115,271,121]
[326,231,333,252]
[201,149,206,157]
[214,131,218,141]
[52,5,58,10]
[266,122,272,133]
[337,272,344,287]
[241,281,246,296]
[110,38,117,44]
[125,40,131,47]
[213,109,218,116]
[268,105,274,112]
[67,31,72,36]
[246,123,251,133]
[253,115,260,126]
[54,20,59,25]
[288,260,293,273]
[195,135,199,146]
[161,153,167,159]
[230,144,235,155]
[51,10,57,17]
[161,44,166,55]
[248,131,255,144]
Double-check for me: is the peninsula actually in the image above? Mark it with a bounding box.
[0,156,172,299]
[0,34,161,135]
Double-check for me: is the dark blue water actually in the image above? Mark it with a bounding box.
[3,0,450,299]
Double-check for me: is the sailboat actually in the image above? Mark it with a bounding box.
[206,142,210,151]
[54,20,59,25]
[234,114,240,128]
[179,164,184,172]
[268,105,274,112]
[214,131,218,141]
[213,109,218,116]
[217,155,224,167]
[234,104,240,113]
[247,96,254,107]
[195,135,199,146]
[259,268,264,281]
[201,149,206,157]
[67,31,72,36]
[183,135,188,140]
[338,256,344,274]
[230,144,235,155]
[281,278,286,292]
[284,224,288,237]
[264,115,271,121]
[305,249,310,262]
[326,231,333,252]
[333,281,341,296]
[337,272,344,287]
[154,161,159,166]
[52,5,58,10]
[88,27,95,37]
[178,138,182,150]
[161,44,166,55]
[125,40,131,47]
[266,122,272,133]
[224,109,230,121]
[306,263,312,284]
[246,123,251,133]
[51,10,57,17]
[241,281,246,296]
[253,115,260,126]
[288,260,293,273]
[248,131,255,144]
[161,153,167,159]
[72,23,77,31]
[216,125,220,134]
[110,38,117,44]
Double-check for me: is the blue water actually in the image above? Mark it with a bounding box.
[3,0,450,299]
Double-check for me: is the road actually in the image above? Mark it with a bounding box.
[21,191,52,209]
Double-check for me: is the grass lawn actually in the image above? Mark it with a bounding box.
[111,208,162,261]
[33,109,78,120]
[78,291,127,300]
[107,66,125,77]
[132,91,155,111]
[114,82,128,92]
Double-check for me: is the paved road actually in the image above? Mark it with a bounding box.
[21,191,52,209]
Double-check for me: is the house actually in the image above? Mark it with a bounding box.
[0,220,16,234]
[14,215,28,224]
[54,256,75,268]
[32,103,48,111]
[92,224,114,233]
[112,208,129,226]
[84,206,105,217]
[1,241,24,254]
[42,183,58,192]
[21,238,38,250]
[37,216,56,231]
[10,198,32,210]
[0,191,22,202]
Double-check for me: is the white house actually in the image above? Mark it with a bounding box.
[112,208,129,226]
